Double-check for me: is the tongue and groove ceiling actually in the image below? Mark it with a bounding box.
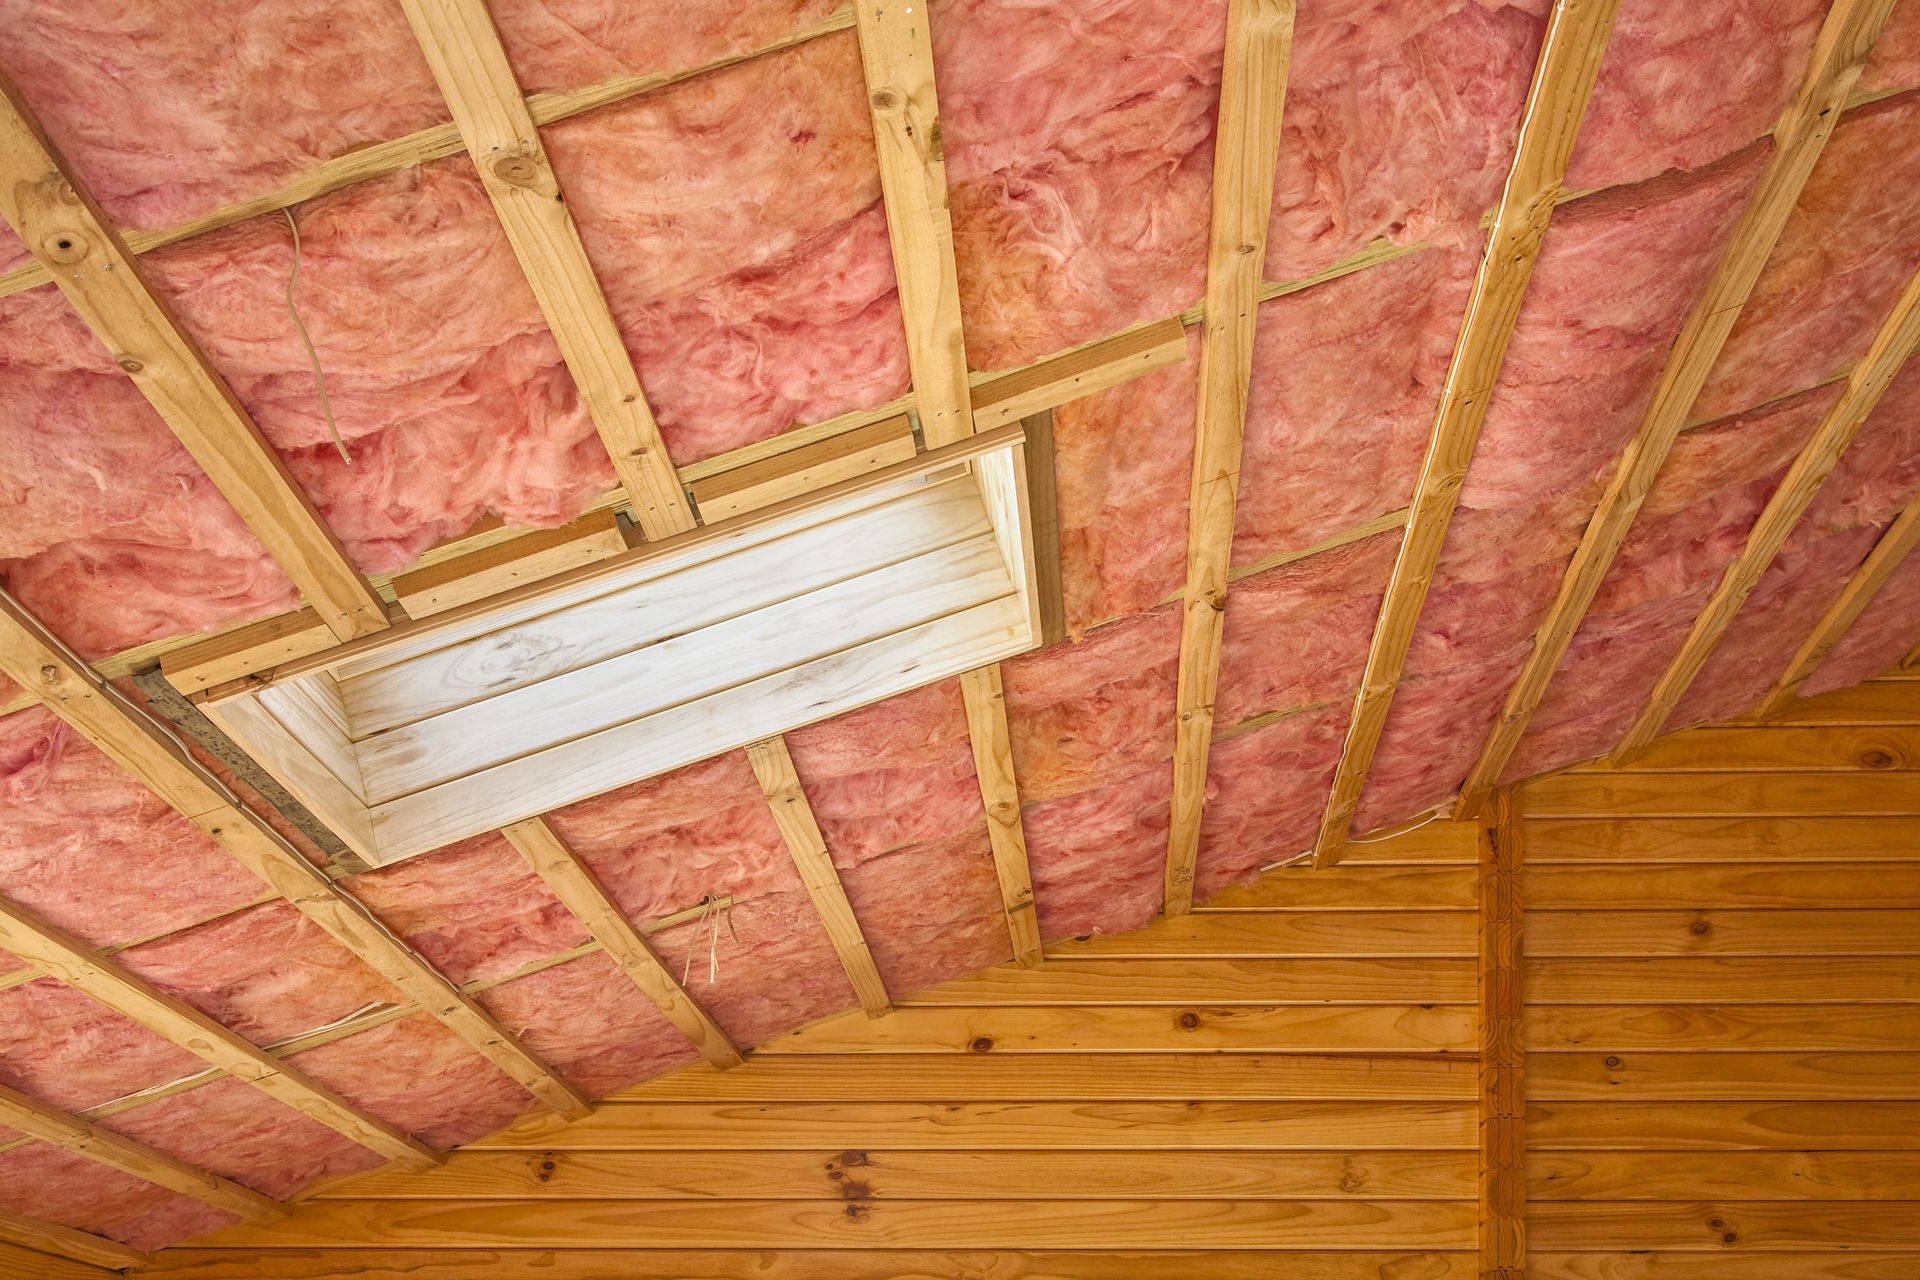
[0,0,1919,1264]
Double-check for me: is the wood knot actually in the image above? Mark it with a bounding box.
[969,1036,994,1053]
[838,1179,872,1200]
[44,230,88,264]
[117,356,144,374]
[837,1150,870,1168]
[1603,1055,1622,1070]
[869,88,901,112]
[843,1202,871,1222]
[1861,749,1897,769]
[1177,1011,1201,1030]
[491,154,541,187]
[1689,919,1711,936]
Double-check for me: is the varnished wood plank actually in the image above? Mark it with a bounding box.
[853,0,972,448]
[1529,1200,1920,1251]
[0,1238,115,1280]
[1528,1005,1920,1052]
[1530,1253,1920,1279]
[1048,911,1477,958]
[0,590,590,1121]
[1165,0,1296,914]
[390,511,626,619]
[1757,679,1920,725]
[1522,772,1920,818]
[1586,726,1920,773]
[326,1148,1477,1201]
[1614,267,1920,759]
[959,665,1042,966]
[971,317,1189,431]
[746,736,892,1017]
[0,1082,285,1224]
[1480,791,1525,1279]
[1315,0,1620,861]
[1459,0,1906,807]
[1530,1151,1920,1200]
[0,1212,143,1270]
[689,417,917,522]
[0,896,437,1168]
[1527,1100,1920,1149]
[1529,1050,1920,1100]
[1527,909,1920,956]
[0,75,385,642]
[501,817,742,1069]
[1523,863,1920,909]
[1523,815,1920,862]
[1197,865,1475,910]
[901,957,1476,1005]
[1525,956,1920,1003]
[395,0,694,537]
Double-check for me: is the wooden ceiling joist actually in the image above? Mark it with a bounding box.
[0,1209,146,1271]
[0,73,387,644]
[958,665,1044,966]
[396,0,695,540]
[0,1081,286,1226]
[1612,267,1920,759]
[1457,0,1906,811]
[0,895,438,1170]
[1164,0,1296,916]
[1310,0,1621,864]
[0,590,593,1123]
[745,737,893,1018]
[501,817,745,1070]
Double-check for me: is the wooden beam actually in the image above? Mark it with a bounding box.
[0,1210,145,1271]
[853,0,972,447]
[0,589,592,1122]
[1613,266,1920,759]
[1758,498,1920,718]
[744,737,892,1017]
[1021,410,1068,647]
[688,416,917,522]
[395,0,695,539]
[0,1082,286,1225]
[1164,0,1296,916]
[0,73,386,643]
[1457,0,1906,811]
[1313,0,1621,863]
[0,896,438,1169]
[971,317,1189,431]
[1478,790,1525,1280]
[391,511,626,619]
[958,665,1043,966]
[501,818,744,1069]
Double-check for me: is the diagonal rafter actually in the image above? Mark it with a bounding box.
[0,589,592,1123]
[0,72,386,643]
[501,818,744,1069]
[1458,0,1906,810]
[0,1209,147,1271]
[1312,0,1621,866]
[958,665,1043,966]
[0,1080,286,1225]
[395,0,695,539]
[1613,267,1920,759]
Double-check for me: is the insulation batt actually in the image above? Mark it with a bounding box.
[476,953,700,1099]
[1021,765,1172,941]
[0,978,204,1115]
[1197,701,1351,896]
[0,1143,238,1250]
[1805,549,1920,696]
[490,0,843,94]
[648,890,858,1049]
[1695,92,1920,421]
[840,829,1016,994]
[1864,0,1920,94]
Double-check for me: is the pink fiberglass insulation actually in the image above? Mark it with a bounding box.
[343,832,587,988]
[476,953,700,1099]
[0,708,268,947]
[1266,0,1544,282]
[840,829,1016,994]
[1235,248,1476,567]
[0,979,203,1114]
[284,1013,534,1150]
[1565,0,1825,192]
[1865,1,1920,93]
[1501,385,1842,781]
[545,33,911,463]
[786,679,984,866]
[1001,606,1180,805]
[0,1143,237,1250]
[112,901,404,1048]
[491,0,842,94]
[1805,549,1920,695]
[650,890,858,1048]
[102,1077,384,1199]
[936,0,1222,371]
[1197,701,1351,896]
[1216,531,1403,730]
[1022,765,1172,942]
[1047,335,1196,633]
[546,751,798,920]
[1696,92,1920,421]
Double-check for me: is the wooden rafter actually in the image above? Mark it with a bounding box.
[745,737,892,1018]
[1458,0,1906,811]
[1478,790,1524,1279]
[0,895,437,1169]
[396,0,694,538]
[1613,267,1920,759]
[0,73,386,644]
[0,589,593,1122]
[501,818,744,1069]
[0,1209,145,1271]
[1164,0,1296,915]
[1312,0,1621,864]
[0,1080,286,1225]
[958,665,1043,966]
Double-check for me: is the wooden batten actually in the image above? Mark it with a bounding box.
[1165,0,1297,916]
[0,590,592,1123]
[502,818,744,1069]
[0,1210,146,1271]
[396,0,694,539]
[1613,266,1920,760]
[390,510,627,619]
[971,316,1189,431]
[958,665,1044,966]
[0,73,387,644]
[1022,410,1069,647]
[1457,0,1906,811]
[1313,0,1621,863]
[746,736,894,1017]
[0,1082,286,1225]
[690,416,918,522]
